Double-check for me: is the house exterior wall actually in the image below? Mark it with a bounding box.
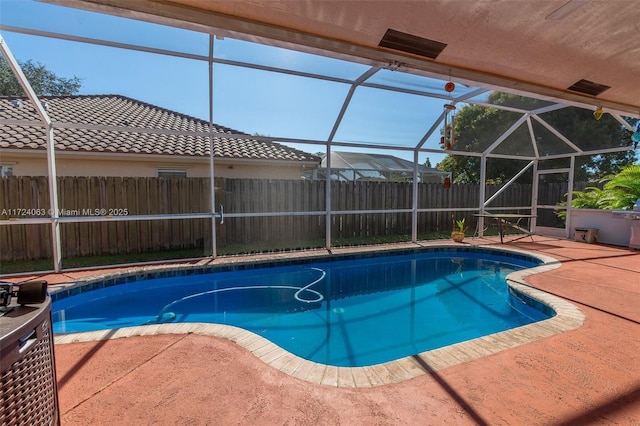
[0,151,316,179]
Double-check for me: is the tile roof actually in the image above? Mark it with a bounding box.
[0,95,320,163]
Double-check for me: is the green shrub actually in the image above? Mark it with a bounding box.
[561,164,640,215]
[599,164,640,210]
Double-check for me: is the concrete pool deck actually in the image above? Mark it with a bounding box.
[8,236,640,424]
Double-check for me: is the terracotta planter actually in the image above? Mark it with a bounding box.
[451,231,465,242]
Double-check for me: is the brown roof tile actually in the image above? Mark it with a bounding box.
[0,95,320,163]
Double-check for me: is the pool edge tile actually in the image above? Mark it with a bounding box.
[337,367,357,388]
[350,367,374,388]
[320,365,339,387]
[305,362,328,385]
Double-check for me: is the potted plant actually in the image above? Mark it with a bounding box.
[451,216,466,242]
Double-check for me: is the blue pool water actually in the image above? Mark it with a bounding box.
[52,250,552,367]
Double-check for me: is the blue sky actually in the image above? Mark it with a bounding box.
[0,0,466,165]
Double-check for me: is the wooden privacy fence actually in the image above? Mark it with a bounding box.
[0,176,565,261]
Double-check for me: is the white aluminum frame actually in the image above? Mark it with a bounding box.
[0,6,636,273]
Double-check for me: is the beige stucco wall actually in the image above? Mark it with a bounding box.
[0,151,318,179]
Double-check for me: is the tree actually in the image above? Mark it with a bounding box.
[0,58,82,96]
[436,93,637,184]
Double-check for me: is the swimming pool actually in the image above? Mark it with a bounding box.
[52,248,555,367]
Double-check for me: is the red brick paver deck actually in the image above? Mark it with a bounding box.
[12,237,640,425]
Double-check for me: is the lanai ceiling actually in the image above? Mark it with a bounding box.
[50,0,640,117]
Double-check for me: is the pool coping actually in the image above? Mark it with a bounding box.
[51,244,585,387]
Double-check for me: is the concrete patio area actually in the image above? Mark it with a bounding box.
[12,236,640,425]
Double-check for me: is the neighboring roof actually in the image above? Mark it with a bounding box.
[322,151,447,175]
[307,151,449,182]
[0,95,320,163]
